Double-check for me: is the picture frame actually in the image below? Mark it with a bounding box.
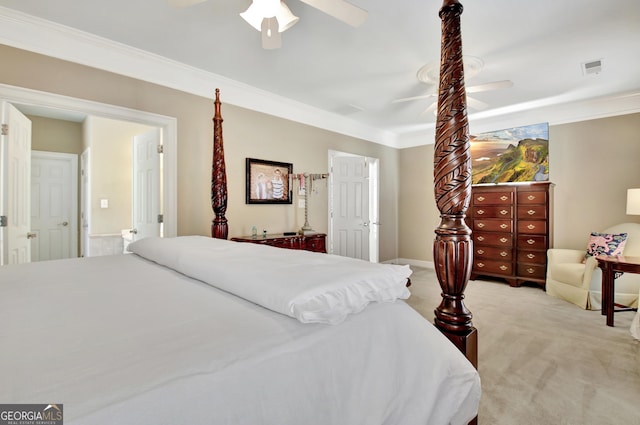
[246,158,293,204]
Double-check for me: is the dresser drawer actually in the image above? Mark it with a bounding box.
[474,219,513,232]
[517,250,546,264]
[518,190,548,205]
[517,263,546,279]
[517,234,547,250]
[517,220,547,234]
[473,259,513,276]
[304,235,326,253]
[517,205,547,219]
[474,232,513,247]
[473,191,513,205]
[474,245,512,260]
[473,206,513,218]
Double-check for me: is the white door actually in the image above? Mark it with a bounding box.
[1,102,32,265]
[131,129,162,242]
[329,152,378,261]
[31,151,78,262]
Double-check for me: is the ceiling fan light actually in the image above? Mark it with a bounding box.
[275,2,299,32]
[240,3,264,31]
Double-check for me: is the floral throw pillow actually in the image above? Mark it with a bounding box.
[585,232,628,259]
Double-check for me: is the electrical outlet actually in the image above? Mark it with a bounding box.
[100,199,109,208]
[298,199,305,208]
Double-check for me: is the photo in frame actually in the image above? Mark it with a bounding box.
[246,158,293,204]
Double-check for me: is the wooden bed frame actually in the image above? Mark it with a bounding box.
[209,0,477,393]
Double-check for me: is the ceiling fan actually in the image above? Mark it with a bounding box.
[169,0,368,49]
[392,56,513,116]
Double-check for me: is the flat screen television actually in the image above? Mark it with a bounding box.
[470,122,549,184]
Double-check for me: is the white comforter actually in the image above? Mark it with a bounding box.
[0,242,480,425]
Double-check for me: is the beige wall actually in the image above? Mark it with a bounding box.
[398,113,640,263]
[29,115,83,154]
[84,116,154,235]
[0,44,401,261]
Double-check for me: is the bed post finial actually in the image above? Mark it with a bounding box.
[433,0,478,369]
[211,88,229,239]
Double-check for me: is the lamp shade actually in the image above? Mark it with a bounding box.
[240,0,299,33]
[627,188,640,215]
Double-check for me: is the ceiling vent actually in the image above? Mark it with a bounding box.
[581,59,603,76]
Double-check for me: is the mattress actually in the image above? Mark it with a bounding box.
[0,240,480,425]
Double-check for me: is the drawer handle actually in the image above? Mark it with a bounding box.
[527,268,535,274]
[527,253,536,259]
[477,262,485,268]
[527,239,535,245]
[477,249,485,254]
[527,210,536,215]
[500,238,508,243]
[477,196,485,201]
[477,209,485,215]
[500,196,508,201]
[500,265,508,271]
[477,236,485,241]
[500,251,508,257]
[527,195,535,201]
[500,210,508,215]
[500,224,508,229]
[477,223,485,228]
[527,224,536,230]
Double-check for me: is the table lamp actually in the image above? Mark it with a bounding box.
[627,188,640,215]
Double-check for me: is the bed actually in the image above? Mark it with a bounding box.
[1,1,480,424]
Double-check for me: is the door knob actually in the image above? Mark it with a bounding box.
[130,228,138,234]
[60,221,69,226]
[27,232,37,239]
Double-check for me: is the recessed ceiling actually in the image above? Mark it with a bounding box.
[0,0,639,147]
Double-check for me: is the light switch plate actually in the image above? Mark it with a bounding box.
[100,199,109,208]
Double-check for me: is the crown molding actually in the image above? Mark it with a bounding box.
[0,6,399,148]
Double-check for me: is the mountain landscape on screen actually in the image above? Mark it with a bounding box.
[470,122,549,184]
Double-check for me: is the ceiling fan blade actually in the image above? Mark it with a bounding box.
[466,80,513,94]
[420,101,438,117]
[167,0,207,8]
[391,93,436,104]
[298,0,368,27]
[262,17,282,50]
[467,96,489,111]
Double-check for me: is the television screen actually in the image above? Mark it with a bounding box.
[470,122,549,184]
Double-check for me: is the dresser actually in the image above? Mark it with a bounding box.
[231,233,327,253]
[468,182,553,287]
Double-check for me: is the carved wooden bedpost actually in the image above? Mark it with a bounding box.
[433,0,478,369]
[211,88,229,239]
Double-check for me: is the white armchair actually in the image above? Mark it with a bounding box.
[546,223,640,310]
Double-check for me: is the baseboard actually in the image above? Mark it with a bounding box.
[383,258,435,269]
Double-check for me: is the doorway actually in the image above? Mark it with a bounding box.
[328,150,379,262]
[0,83,177,265]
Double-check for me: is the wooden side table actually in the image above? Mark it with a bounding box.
[596,255,640,326]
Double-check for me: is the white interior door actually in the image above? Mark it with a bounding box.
[1,101,32,265]
[31,151,78,262]
[329,152,376,261]
[132,129,162,242]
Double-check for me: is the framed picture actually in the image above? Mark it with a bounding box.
[470,122,549,184]
[246,158,293,204]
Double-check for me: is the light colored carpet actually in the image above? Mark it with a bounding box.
[404,266,640,425]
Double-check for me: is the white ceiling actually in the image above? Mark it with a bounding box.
[1,0,639,148]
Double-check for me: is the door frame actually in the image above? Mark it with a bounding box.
[0,83,178,238]
[327,150,379,262]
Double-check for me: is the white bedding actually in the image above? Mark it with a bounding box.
[0,239,480,425]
